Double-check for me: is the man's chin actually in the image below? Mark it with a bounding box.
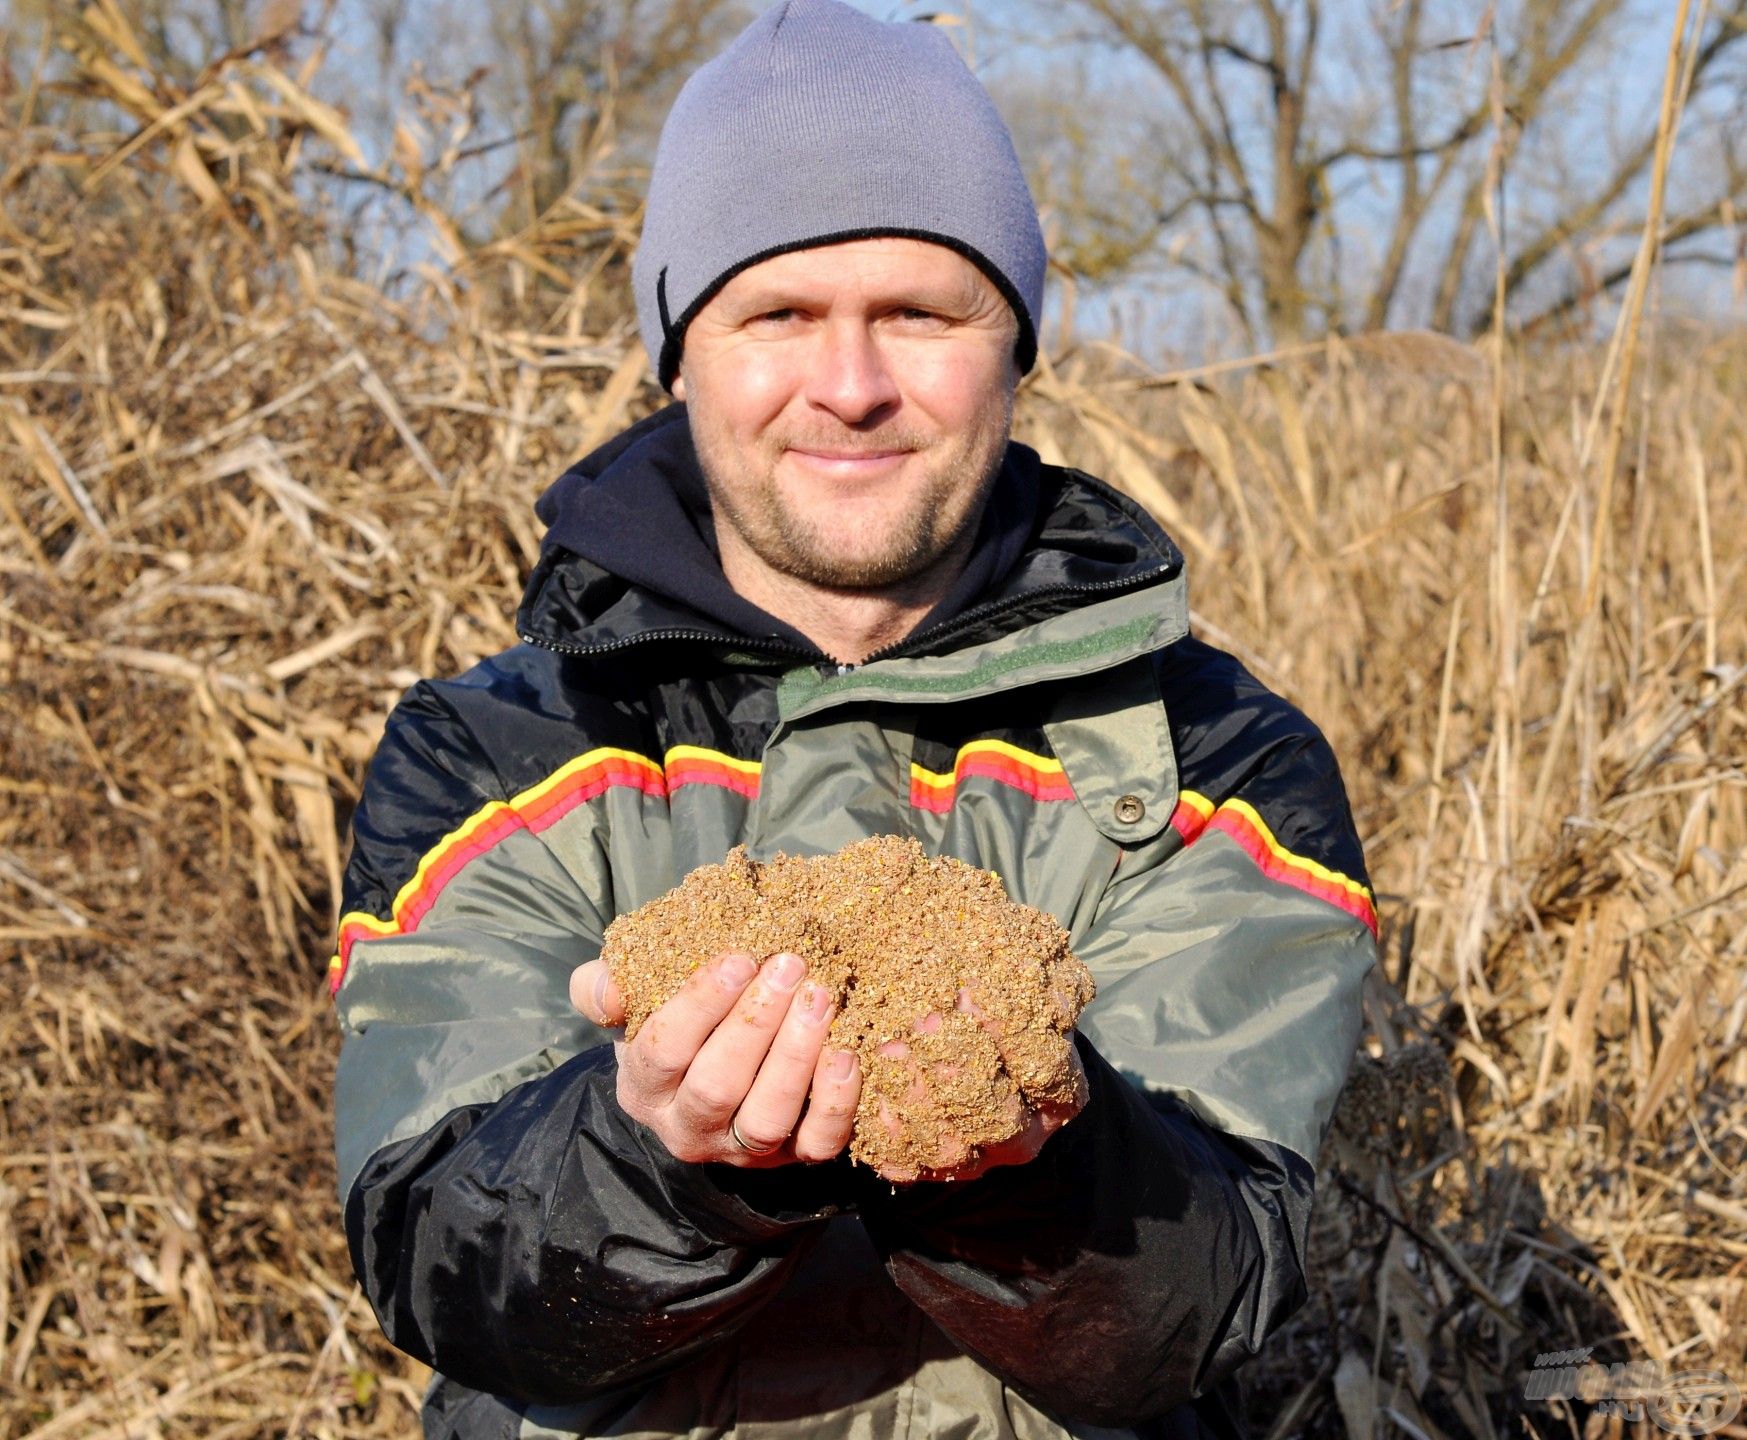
[777,548,934,592]
[769,484,998,593]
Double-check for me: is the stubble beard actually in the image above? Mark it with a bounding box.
[693,402,1013,594]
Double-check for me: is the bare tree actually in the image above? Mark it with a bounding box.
[487,0,743,222]
[2,0,744,243]
[1004,0,1747,343]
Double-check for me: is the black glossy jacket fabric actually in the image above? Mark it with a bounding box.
[329,406,1378,1438]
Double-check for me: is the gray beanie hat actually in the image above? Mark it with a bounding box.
[633,0,1047,391]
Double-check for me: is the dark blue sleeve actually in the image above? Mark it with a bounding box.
[345,1047,860,1405]
[855,1036,1313,1427]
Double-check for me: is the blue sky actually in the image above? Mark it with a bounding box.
[309,0,1744,359]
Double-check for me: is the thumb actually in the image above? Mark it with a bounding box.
[570,958,626,1028]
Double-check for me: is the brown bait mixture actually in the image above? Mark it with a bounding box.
[599,835,1095,1174]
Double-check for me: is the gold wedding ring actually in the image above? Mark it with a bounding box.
[729,1116,783,1156]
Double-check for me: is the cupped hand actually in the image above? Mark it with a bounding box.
[869,985,1089,1186]
[569,951,862,1168]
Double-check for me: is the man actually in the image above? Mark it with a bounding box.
[330,2,1379,1437]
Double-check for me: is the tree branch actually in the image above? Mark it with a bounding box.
[1318,115,1487,169]
[1207,36,1281,81]
[1517,202,1739,331]
[1074,0,1262,222]
[1472,1,1747,331]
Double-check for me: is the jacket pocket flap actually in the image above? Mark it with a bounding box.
[1044,657,1177,845]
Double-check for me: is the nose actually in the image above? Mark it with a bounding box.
[804,318,900,426]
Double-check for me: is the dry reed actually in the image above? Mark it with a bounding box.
[2,10,1743,1439]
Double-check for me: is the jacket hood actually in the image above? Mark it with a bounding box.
[518,403,1182,662]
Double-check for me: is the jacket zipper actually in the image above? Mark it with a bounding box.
[518,627,823,663]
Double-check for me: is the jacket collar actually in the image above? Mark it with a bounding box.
[516,402,1184,666]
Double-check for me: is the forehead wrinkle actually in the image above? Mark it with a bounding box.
[833,248,997,311]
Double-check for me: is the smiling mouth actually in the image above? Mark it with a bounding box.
[781,447,919,483]
[786,447,913,462]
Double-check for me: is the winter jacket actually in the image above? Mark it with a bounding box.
[329,404,1379,1440]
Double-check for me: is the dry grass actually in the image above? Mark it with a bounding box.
[1038,329,1747,1438]
[2,11,1743,1439]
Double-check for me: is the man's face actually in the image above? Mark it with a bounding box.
[674,237,1019,594]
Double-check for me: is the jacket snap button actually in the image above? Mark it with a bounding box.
[1113,794,1146,825]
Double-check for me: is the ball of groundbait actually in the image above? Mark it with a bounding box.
[599,835,1095,1175]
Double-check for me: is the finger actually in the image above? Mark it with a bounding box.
[735,980,837,1154]
[867,1093,941,1185]
[908,1104,1042,1186]
[973,1106,1051,1174]
[927,1132,973,1172]
[569,959,626,1028]
[873,1098,922,1185]
[620,950,757,1105]
[791,1044,860,1163]
[963,977,1075,1094]
[673,952,809,1133]
[1024,1036,1092,1123]
[1053,1042,1091,1118]
[955,985,999,1034]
